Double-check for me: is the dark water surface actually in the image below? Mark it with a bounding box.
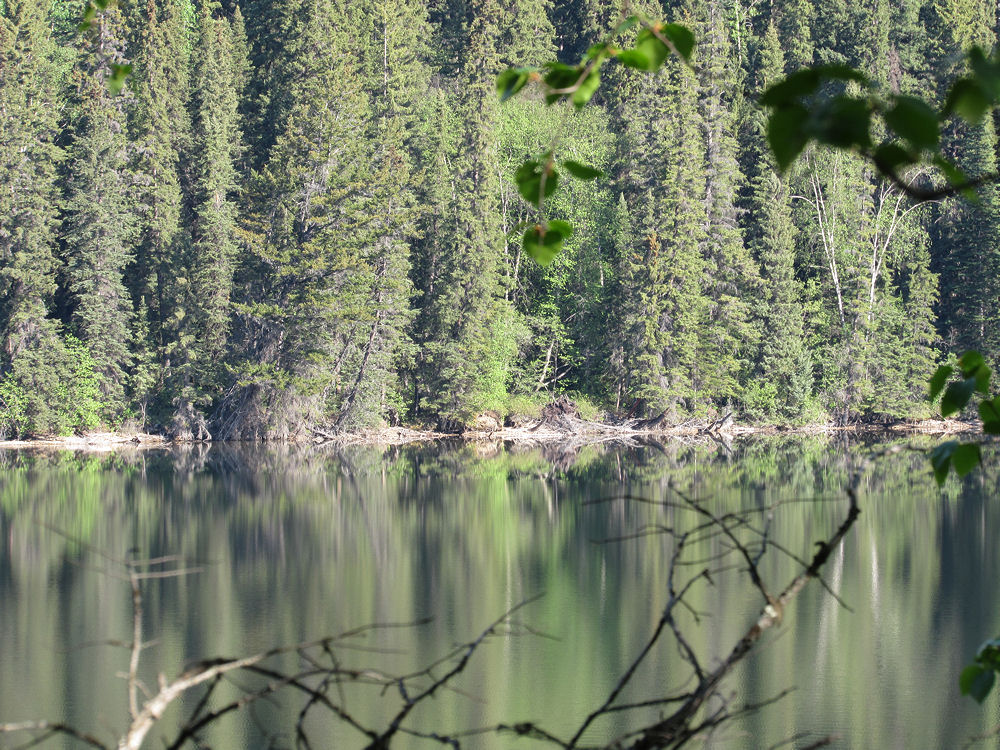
[1,437,999,748]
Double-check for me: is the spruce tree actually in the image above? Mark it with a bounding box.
[0,0,62,359]
[411,0,513,426]
[164,0,247,437]
[770,0,814,70]
[612,56,708,418]
[744,24,812,419]
[933,119,1000,356]
[130,0,196,429]
[224,0,375,438]
[329,0,430,429]
[0,0,79,435]
[62,5,138,417]
[687,0,761,407]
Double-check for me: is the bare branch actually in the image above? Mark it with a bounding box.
[0,721,108,750]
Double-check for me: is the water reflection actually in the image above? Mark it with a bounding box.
[0,437,999,748]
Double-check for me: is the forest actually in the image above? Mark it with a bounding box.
[0,0,996,439]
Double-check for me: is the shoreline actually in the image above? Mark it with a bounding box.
[0,418,977,452]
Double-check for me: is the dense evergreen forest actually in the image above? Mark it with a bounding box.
[1,0,997,438]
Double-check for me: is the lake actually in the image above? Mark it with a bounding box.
[1,436,999,748]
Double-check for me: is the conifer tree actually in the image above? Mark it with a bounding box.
[933,118,1000,356]
[687,0,761,406]
[130,0,196,429]
[0,0,62,359]
[770,0,814,70]
[612,57,708,418]
[744,23,812,419]
[499,0,555,67]
[237,0,304,169]
[62,6,138,417]
[164,0,247,437]
[328,0,430,428]
[0,0,80,435]
[224,0,375,438]
[411,0,513,426]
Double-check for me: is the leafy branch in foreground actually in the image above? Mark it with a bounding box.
[925,350,994,485]
[961,639,1000,704]
[496,11,694,265]
[761,47,1000,200]
[925,353,1000,706]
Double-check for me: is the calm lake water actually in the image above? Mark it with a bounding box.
[1,437,999,748]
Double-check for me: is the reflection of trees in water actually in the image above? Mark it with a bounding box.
[0,479,860,749]
[0,438,995,747]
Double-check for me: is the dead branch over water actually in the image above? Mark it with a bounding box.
[1,465,867,749]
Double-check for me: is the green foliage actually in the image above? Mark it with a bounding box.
[0,376,28,438]
[925,350,992,488]
[496,11,696,263]
[0,334,104,437]
[960,639,1000,702]
[8,0,1000,437]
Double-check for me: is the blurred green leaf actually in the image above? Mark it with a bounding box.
[78,4,97,30]
[761,69,821,107]
[960,664,995,703]
[760,65,868,108]
[941,378,975,417]
[951,443,982,477]
[617,48,652,71]
[563,160,604,180]
[980,397,1000,433]
[572,70,601,109]
[585,43,609,61]
[523,221,573,266]
[767,104,809,172]
[978,640,1000,668]
[873,143,918,175]
[612,15,640,36]
[497,67,533,102]
[959,350,990,391]
[930,441,957,485]
[932,154,977,201]
[959,350,986,374]
[929,365,953,402]
[515,159,559,204]
[659,23,695,63]
[107,63,132,96]
[885,95,940,150]
[542,62,581,104]
[633,28,670,71]
[944,78,992,123]
[815,96,872,149]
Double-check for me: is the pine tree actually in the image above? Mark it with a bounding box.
[612,56,708,418]
[743,23,812,419]
[411,0,513,427]
[687,0,762,407]
[223,0,375,438]
[0,0,79,435]
[62,5,138,417]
